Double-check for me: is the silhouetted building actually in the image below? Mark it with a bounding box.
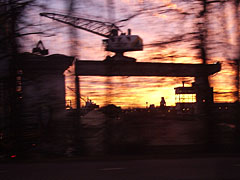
[175,81,213,114]
[16,53,74,146]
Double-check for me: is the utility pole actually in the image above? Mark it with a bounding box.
[234,0,240,150]
[66,0,81,110]
[235,0,240,103]
[105,0,115,106]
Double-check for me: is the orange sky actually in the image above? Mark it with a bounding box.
[24,0,239,108]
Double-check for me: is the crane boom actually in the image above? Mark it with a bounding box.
[40,12,143,61]
[40,12,120,38]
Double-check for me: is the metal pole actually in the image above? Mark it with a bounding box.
[74,59,81,110]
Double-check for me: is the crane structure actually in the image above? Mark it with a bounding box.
[32,40,49,55]
[40,12,143,62]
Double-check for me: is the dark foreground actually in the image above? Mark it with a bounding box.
[1,156,240,180]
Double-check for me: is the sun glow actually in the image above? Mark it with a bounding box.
[34,0,238,109]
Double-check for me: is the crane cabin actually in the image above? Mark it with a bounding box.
[103,29,143,53]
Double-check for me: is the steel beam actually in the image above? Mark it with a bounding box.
[75,61,221,77]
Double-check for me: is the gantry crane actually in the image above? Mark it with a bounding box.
[40,12,143,62]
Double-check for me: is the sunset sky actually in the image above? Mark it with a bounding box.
[22,0,238,108]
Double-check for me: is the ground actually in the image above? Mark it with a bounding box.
[1,155,240,180]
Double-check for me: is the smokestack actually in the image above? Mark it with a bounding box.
[182,81,185,87]
[128,29,131,35]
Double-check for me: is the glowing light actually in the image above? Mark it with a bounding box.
[10,155,16,158]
